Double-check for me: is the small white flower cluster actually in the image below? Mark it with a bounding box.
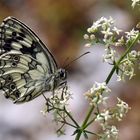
[117,50,140,81]
[41,87,72,125]
[95,98,130,140]
[84,82,111,106]
[41,87,72,135]
[103,47,116,63]
[99,126,119,140]
[131,0,140,8]
[85,82,130,139]
[125,29,139,43]
[84,17,122,48]
[84,17,140,81]
[94,98,130,124]
[112,98,131,121]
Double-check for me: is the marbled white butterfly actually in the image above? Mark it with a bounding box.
[0,17,67,103]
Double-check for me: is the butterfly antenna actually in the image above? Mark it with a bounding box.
[64,51,90,69]
[62,57,70,68]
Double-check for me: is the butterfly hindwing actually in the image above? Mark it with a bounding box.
[0,17,58,103]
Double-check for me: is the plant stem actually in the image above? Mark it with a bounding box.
[75,130,82,140]
[64,108,80,127]
[106,33,140,83]
[75,33,140,140]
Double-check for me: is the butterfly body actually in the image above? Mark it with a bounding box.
[0,17,66,103]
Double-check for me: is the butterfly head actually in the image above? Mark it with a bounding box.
[57,68,66,80]
[54,68,67,88]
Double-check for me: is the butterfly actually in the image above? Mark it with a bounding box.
[0,17,67,103]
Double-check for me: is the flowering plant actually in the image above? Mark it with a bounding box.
[41,1,140,140]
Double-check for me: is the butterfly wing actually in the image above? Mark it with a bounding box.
[0,17,58,103]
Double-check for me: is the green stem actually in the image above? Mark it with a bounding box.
[106,33,140,83]
[50,105,79,128]
[75,33,140,140]
[75,131,82,140]
[59,120,77,128]
[84,130,100,136]
[81,105,95,128]
[64,108,80,127]
[75,105,95,140]
[83,116,96,129]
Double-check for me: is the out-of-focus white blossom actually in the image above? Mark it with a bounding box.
[112,27,122,35]
[95,110,111,122]
[125,29,139,42]
[131,0,140,8]
[101,28,113,39]
[85,43,92,47]
[99,126,119,140]
[83,34,89,40]
[113,98,131,121]
[115,36,125,47]
[103,48,116,63]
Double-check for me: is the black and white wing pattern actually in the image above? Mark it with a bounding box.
[0,17,59,103]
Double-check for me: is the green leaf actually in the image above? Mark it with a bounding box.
[72,129,79,136]
[83,131,88,139]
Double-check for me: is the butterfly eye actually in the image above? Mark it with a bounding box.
[59,70,66,79]
[60,72,64,77]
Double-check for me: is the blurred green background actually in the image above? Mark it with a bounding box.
[0,0,140,140]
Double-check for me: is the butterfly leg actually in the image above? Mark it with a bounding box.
[61,82,67,100]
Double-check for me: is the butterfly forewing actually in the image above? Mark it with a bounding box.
[0,17,59,103]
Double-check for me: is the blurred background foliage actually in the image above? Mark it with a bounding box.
[0,0,140,140]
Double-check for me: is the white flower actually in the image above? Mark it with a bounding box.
[125,28,139,41]
[103,48,116,63]
[89,17,106,32]
[87,19,102,33]
[136,22,140,28]
[128,50,138,61]
[117,98,130,113]
[131,0,140,8]
[91,94,108,106]
[97,17,107,23]
[113,98,131,121]
[90,34,95,40]
[95,110,111,122]
[115,36,125,46]
[117,50,140,81]
[40,105,48,116]
[106,126,119,139]
[91,23,101,32]
[83,34,89,40]
[85,43,92,47]
[84,82,111,105]
[117,75,122,81]
[93,82,111,93]
[137,51,140,57]
[87,27,93,33]
[122,59,135,79]
[112,27,122,35]
[101,28,113,39]
[99,126,119,140]
[101,17,114,30]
